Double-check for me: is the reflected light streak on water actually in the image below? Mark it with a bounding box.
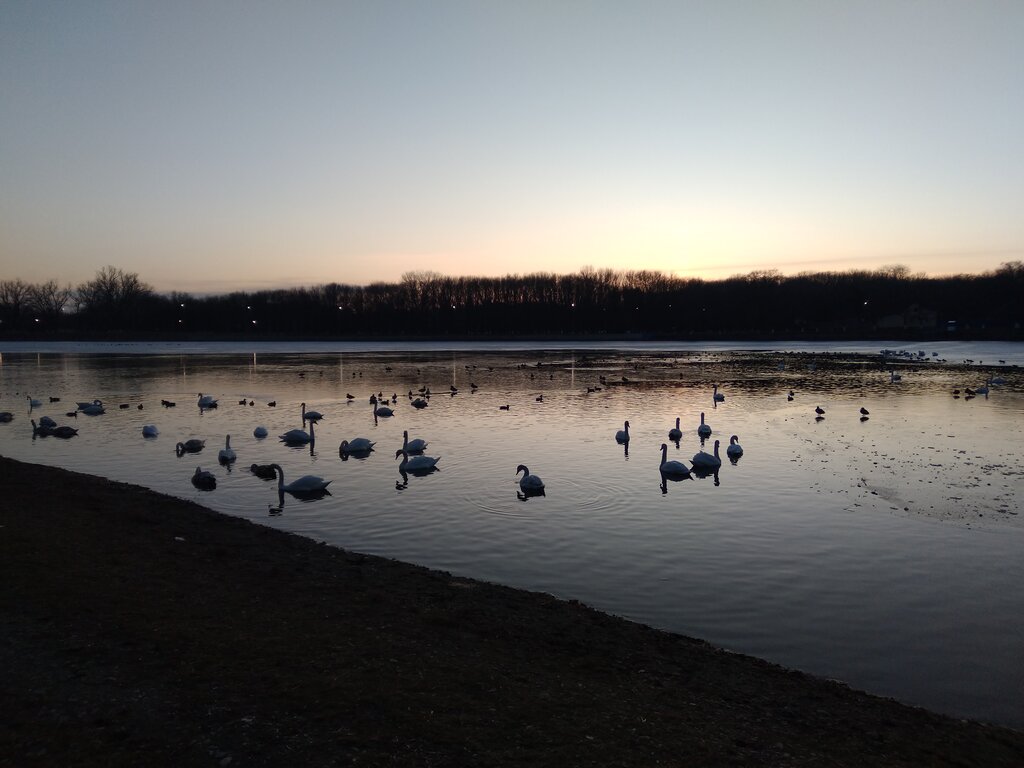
[0,342,1022,727]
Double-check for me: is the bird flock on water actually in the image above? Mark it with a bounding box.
[1,355,1010,499]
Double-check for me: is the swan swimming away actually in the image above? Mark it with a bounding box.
[516,464,545,492]
[692,440,722,469]
[253,425,268,438]
[301,402,324,422]
[191,467,216,490]
[269,463,331,493]
[142,424,159,437]
[659,444,691,477]
[218,435,237,464]
[402,430,427,454]
[697,412,711,438]
[340,437,375,453]
[395,449,441,473]
[713,385,725,402]
[667,417,682,441]
[51,424,78,438]
[615,420,630,443]
[726,435,743,458]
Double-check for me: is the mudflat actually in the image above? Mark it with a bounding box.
[2,455,1022,767]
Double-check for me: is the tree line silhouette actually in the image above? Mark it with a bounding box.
[2,262,1021,339]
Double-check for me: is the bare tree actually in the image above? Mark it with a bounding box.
[29,280,75,323]
[0,278,33,328]
[75,266,154,328]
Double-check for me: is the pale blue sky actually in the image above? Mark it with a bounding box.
[2,1,1022,292]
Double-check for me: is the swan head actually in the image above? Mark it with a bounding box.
[516,464,529,475]
[395,449,407,460]
[730,435,739,444]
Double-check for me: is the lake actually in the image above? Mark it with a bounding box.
[1,339,1022,728]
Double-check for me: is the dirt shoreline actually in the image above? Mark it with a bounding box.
[2,455,1022,767]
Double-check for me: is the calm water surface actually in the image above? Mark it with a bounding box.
[2,341,1022,728]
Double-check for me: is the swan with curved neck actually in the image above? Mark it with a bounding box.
[175,438,205,456]
[340,437,375,453]
[692,440,722,469]
[726,435,743,458]
[403,430,427,453]
[659,444,691,477]
[395,449,440,473]
[269,463,330,493]
[516,464,545,491]
[192,467,216,490]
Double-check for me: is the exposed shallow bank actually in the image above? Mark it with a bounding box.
[2,456,1022,767]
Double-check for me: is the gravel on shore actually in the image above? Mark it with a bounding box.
[2,455,1022,767]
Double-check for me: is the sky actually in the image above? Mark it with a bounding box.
[2,1,1022,294]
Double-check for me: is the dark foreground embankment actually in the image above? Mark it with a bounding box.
[2,456,1022,767]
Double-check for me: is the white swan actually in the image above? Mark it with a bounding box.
[279,420,314,444]
[191,466,217,490]
[253,425,268,438]
[197,393,218,408]
[27,396,43,408]
[218,435,237,464]
[142,424,159,437]
[692,440,722,469]
[80,402,105,415]
[713,385,725,402]
[301,402,324,422]
[697,412,711,438]
[615,420,630,443]
[395,449,440,473]
[76,399,102,410]
[340,437,375,453]
[402,430,427,453]
[726,435,743,459]
[667,417,682,441]
[269,463,331,493]
[659,444,691,477]
[516,464,545,492]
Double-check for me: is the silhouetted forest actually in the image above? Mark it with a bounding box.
[2,263,1022,340]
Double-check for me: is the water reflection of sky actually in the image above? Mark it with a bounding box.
[1,344,1022,728]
